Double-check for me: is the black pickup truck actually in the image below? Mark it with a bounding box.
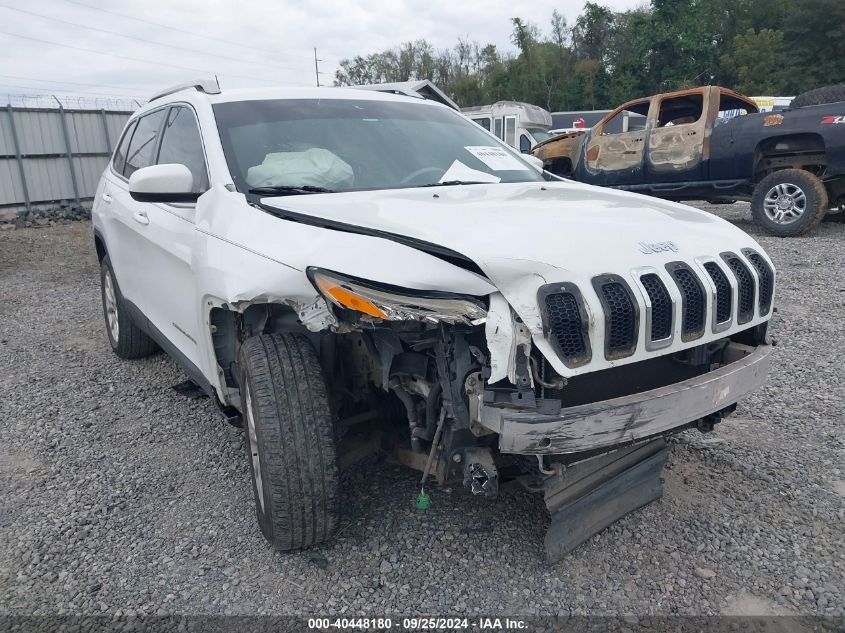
[533,85,845,236]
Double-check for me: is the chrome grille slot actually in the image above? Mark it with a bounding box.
[639,273,672,342]
[703,261,733,325]
[665,262,705,342]
[592,274,639,360]
[722,253,755,324]
[743,249,774,316]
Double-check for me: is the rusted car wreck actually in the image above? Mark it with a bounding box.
[534,86,845,236]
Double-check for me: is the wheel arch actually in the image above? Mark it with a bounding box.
[208,300,319,402]
[94,230,107,262]
[753,133,827,180]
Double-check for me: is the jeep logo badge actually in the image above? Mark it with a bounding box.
[638,241,679,254]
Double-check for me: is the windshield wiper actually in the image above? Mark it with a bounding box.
[248,185,336,196]
[416,180,491,188]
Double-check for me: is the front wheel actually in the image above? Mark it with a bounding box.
[751,169,828,236]
[237,333,339,550]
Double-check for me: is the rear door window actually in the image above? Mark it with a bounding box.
[156,106,209,192]
[124,109,167,178]
[112,120,137,176]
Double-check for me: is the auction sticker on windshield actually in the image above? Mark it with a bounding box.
[464,146,529,171]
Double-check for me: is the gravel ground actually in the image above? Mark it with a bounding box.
[0,203,843,618]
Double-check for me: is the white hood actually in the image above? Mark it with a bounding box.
[262,181,760,273]
[261,180,772,376]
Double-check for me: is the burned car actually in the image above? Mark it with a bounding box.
[534,85,845,236]
[92,81,774,560]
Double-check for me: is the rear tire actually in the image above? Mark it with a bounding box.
[751,169,828,237]
[238,333,339,550]
[100,255,158,359]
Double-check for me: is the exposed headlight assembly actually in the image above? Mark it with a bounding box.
[308,268,487,326]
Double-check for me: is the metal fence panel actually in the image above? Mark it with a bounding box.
[74,155,108,195]
[68,111,108,154]
[105,112,130,147]
[16,110,67,155]
[23,156,76,202]
[0,111,15,156]
[0,158,23,205]
[0,104,133,213]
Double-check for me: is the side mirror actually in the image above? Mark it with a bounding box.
[522,154,544,172]
[129,164,197,203]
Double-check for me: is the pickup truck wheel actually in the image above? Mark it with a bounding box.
[99,255,158,359]
[237,333,339,551]
[751,169,828,237]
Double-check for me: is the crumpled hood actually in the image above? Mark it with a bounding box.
[260,180,771,377]
[260,180,763,286]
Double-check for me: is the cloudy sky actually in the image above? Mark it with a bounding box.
[0,0,640,106]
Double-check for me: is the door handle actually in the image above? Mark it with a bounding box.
[101,192,112,204]
[133,211,150,226]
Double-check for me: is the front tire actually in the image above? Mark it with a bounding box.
[751,169,828,237]
[100,255,158,359]
[238,333,339,550]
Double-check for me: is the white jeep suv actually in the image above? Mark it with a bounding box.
[92,81,775,560]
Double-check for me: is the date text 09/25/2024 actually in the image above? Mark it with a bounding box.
[308,617,528,630]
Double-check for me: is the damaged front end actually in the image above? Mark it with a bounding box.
[290,259,771,561]
[305,267,500,484]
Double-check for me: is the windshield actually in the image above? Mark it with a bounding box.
[213,98,543,193]
[526,127,553,143]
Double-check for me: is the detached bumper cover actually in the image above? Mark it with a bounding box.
[480,343,772,455]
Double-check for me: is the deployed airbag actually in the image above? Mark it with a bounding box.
[246,148,354,189]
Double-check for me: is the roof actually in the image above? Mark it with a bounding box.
[135,82,444,119]
[349,80,459,110]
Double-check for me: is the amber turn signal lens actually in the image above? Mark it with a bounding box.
[315,278,388,319]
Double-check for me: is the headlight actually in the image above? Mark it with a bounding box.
[309,268,487,325]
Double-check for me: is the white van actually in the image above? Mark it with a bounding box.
[462,101,553,153]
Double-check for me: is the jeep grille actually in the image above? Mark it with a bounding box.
[703,261,733,324]
[666,263,706,341]
[722,253,755,324]
[538,252,771,370]
[743,250,774,316]
[541,285,591,368]
[639,273,672,342]
[592,275,639,359]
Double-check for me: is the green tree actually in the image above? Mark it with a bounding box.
[334,1,840,111]
[604,8,654,103]
[782,0,845,91]
[571,2,614,62]
[721,29,790,94]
